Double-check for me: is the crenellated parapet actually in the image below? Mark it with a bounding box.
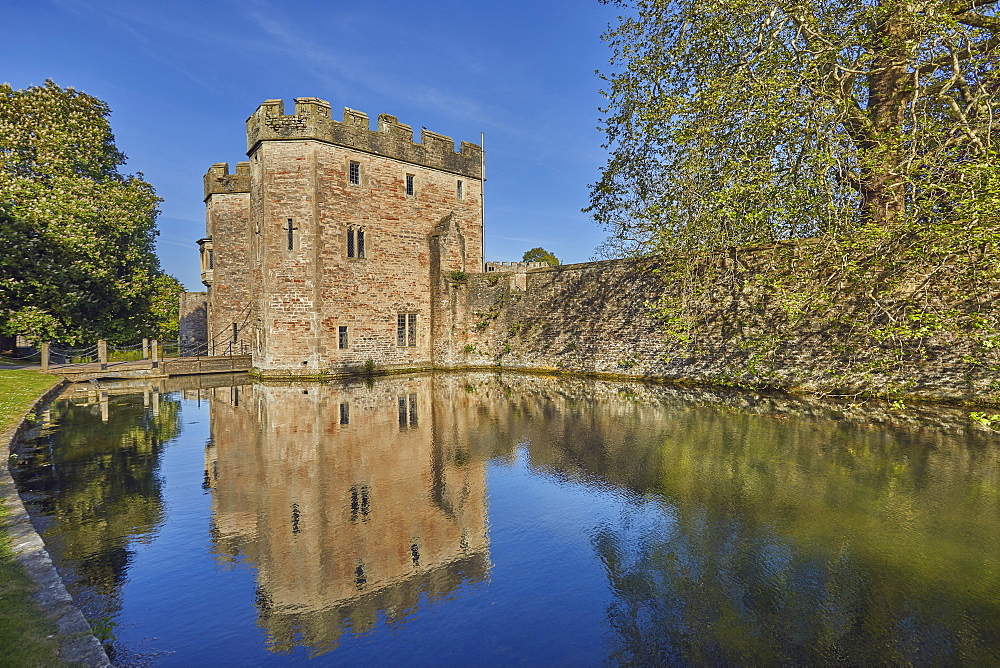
[203,161,251,200]
[246,98,483,179]
[485,261,549,272]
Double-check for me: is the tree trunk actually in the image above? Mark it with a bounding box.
[858,2,915,226]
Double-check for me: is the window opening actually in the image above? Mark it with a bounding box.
[354,563,367,590]
[340,401,350,425]
[291,502,301,534]
[349,161,360,185]
[457,180,464,200]
[405,173,415,196]
[338,326,349,349]
[397,313,417,347]
[284,218,297,251]
[411,543,420,567]
[208,249,214,270]
[347,227,366,259]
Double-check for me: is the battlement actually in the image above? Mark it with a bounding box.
[204,161,251,200]
[485,261,548,272]
[246,98,483,179]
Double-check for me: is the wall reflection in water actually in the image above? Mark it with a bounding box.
[203,377,490,655]
[12,372,1000,664]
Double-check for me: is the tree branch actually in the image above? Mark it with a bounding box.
[915,35,1000,76]
[955,10,1000,30]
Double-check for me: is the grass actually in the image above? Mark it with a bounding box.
[0,369,62,665]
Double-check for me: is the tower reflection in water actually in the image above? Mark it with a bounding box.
[203,376,489,655]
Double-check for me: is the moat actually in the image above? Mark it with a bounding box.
[11,372,1000,665]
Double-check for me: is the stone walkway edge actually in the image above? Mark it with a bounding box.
[1,380,112,667]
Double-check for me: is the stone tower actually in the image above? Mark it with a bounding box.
[201,98,484,377]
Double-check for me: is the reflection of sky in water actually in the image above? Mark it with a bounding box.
[11,373,1000,665]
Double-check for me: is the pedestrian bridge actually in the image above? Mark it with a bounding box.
[43,354,251,382]
[38,339,251,382]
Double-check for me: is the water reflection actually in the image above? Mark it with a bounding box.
[463,375,1000,664]
[11,372,1000,664]
[204,378,490,655]
[11,385,182,628]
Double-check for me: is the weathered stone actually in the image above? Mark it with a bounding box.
[200,99,483,377]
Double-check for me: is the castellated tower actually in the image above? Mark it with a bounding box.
[202,98,484,376]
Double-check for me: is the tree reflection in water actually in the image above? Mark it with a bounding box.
[472,376,1000,665]
[11,372,1000,664]
[12,386,181,648]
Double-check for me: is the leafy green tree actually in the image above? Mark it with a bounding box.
[0,80,177,344]
[589,0,1000,254]
[522,247,560,266]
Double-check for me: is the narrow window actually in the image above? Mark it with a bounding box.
[338,326,349,349]
[405,173,415,196]
[349,161,360,185]
[340,402,350,425]
[397,314,406,347]
[411,543,420,567]
[347,227,355,257]
[232,322,238,343]
[230,386,239,407]
[354,563,367,590]
[291,502,301,535]
[357,228,365,258]
[285,218,297,251]
[457,180,464,200]
[208,249,214,269]
[407,314,417,347]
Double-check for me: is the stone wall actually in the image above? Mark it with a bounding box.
[178,292,208,347]
[246,134,482,376]
[442,254,1000,403]
[203,163,252,354]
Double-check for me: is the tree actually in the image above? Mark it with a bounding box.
[0,80,177,344]
[589,0,1000,254]
[522,247,560,266]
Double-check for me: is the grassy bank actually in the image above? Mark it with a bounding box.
[0,369,61,664]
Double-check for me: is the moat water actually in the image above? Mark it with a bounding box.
[11,372,1000,665]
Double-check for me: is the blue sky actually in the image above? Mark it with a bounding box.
[2,0,619,290]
